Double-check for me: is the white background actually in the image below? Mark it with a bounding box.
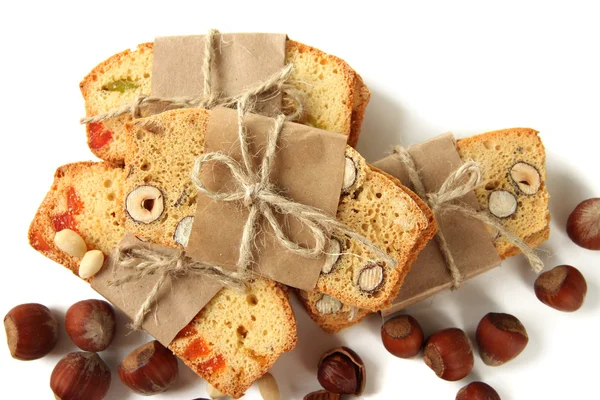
[1,1,598,399]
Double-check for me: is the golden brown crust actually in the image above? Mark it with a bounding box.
[368,166,438,309]
[348,72,371,147]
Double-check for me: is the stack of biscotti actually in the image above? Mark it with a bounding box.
[29,108,436,396]
[299,128,550,334]
[80,39,370,164]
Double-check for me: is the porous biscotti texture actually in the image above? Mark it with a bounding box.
[80,40,370,164]
[295,290,371,333]
[298,167,437,333]
[124,109,434,311]
[28,162,297,399]
[456,128,550,258]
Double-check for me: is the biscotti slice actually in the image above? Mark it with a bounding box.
[80,39,369,164]
[123,109,434,311]
[298,167,437,333]
[456,128,550,258]
[295,291,371,333]
[28,162,297,399]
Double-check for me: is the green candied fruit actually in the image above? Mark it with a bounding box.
[102,79,139,93]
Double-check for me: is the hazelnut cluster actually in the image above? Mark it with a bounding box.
[4,299,179,399]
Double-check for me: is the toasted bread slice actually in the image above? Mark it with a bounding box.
[80,40,370,164]
[456,128,550,258]
[28,162,297,399]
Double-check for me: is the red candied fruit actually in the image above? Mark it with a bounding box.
[66,186,84,214]
[52,213,78,232]
[31,231,51,251]
[183,337,211,360]
[196,354,226,375]
[89,122,113,149]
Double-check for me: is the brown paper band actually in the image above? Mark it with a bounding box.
[392,145,543,288]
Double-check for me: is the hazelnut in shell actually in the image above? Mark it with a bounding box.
[65,299,116,352]
[50,351,111,400]
[317,347,365,395]
[476,313,528,366]
[118,340,179,395]
[381,315,424,358]
[424,328,474,381]
[566,198,600,250]
[534,265,587,312]
[4,303,58,360]
[456,381,501,400]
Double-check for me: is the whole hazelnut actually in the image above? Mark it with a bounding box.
[566,198,600,250]
[423,328,474,381]
[456,382,501,400]
[118,340,179,395]
[4,303,58,360]
[317,347,366,395]
[534,265,587,312]
[381,315,424,358]
[476,313,528,366]
[304,390,342,400]
[65,299,116,352]
[50,351,111,400]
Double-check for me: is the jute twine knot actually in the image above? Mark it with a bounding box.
[392,145,543,289]
[107,242,245,331]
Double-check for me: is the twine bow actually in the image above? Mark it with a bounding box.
[107,238,245,331]
[192,96,397,273]
[393,146,543,289]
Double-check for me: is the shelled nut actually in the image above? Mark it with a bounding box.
[257,372,280,400]
[4,303,58,360]
[50,352,111,400]
[509,162,541,195]
[54,229,87,258]
[118,340,179,395]
[317,347,365,395]
[79,250,105,279]
[488,190,517,218]
[342,157,358,192]
[357,262,384,293]
[381,315,424,358]
[65,299,116,352]
[534,265,587,312]
[322,238,342,274]
[126,185,165,224]
[315,295,343,315]
[476,313,528,366]
[566,198,600,250]
[424,328,474,381]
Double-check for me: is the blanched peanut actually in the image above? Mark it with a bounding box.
[54,229,87,258]
[79,250,105,279]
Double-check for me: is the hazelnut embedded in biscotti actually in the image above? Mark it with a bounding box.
[321,238,342,274]
[509,162,541,195]
[315,295,343,315]
[174,216,194,247]
[126,185,165,224]
[357,262,384,293]
[488,190,518,218]
[342,157,358,192]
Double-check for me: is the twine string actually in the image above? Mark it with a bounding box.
[392,146,543,289]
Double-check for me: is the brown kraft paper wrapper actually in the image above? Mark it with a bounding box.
[92,34,290,345]
[374,133,502,316]
[186,107,348,291]
[152,33,287,114]
[91,234,223,346]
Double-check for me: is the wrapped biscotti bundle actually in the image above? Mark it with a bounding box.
[29,32,436,398]
[299,129,550,332]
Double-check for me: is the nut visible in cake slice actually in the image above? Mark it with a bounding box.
[357,262,384,293]
[321,238,342,274]
[509,162,541,195]
[342,156,358,192]
[126,185,165,224]
[174,216,194,247]
[315,294,343,315]
[488,190,517,218]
